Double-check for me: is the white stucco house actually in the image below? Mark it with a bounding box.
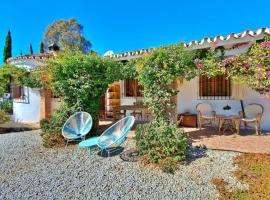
[7,44,61,124]
[108,27,270,130]
[7,28,270,131]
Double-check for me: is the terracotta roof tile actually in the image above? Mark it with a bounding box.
[110,27,270,60]
[7,53,53,63]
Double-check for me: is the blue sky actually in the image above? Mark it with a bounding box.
[1,0,270,63]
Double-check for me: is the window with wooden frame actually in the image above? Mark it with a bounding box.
[11,84,29,103]
[124,79,143,97]
[199,75,231,99]
[11,85,23,99]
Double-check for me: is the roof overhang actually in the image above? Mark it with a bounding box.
[110,27,270,60]
[7,53,52,70]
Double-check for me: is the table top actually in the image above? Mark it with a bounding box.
[216,115,240,120]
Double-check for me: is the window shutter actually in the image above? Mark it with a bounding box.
[199,75,230,99]
[11,85,22,99]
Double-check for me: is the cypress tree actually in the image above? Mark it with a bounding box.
[3,30,12,63]
[29,44,34,54]
[40,42,45,53]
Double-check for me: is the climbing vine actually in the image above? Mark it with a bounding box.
[134,38,270,172]
[5,36,270,155]
[195,37,270,99]
[135,44,197,172]
[136,44,197,121]
[0,64,25,96]
[48,50,125,131]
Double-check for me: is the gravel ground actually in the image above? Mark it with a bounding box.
[0,130,246,200]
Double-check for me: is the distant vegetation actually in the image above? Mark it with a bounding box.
[43,18,91,53]
[3,30,12,63]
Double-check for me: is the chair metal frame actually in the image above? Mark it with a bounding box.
[62,112,93,148]
[97,116,135,157]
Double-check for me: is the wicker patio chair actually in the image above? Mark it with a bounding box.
[196,102,216,129]
[239,103,264,135]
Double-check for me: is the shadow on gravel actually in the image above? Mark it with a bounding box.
[0,127,38,134]
[119,148,140,162]
[117,146,208,166]
[98,146,124,157]
[184,146,208,165]
[116,146,207,164]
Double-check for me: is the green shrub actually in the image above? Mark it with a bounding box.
[0,64,26,96]
[131,45,195,173]
[0,100,12,113]
[159,157,179,174]
[135,120,188,173]
[40,102,74,147]
[0,109,9,124]
[49,50,124,132]
[136,44,197,121]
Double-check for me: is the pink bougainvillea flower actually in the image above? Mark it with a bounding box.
[258,63,263,69]
[262,41,270,48]
[266,71,270,78]
[243,63,249,70]
[220,56,236,67]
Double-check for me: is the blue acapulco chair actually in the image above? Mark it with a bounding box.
[97,116,135,157]
[62,112,93,148]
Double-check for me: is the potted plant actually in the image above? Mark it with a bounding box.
[223,104,231,116]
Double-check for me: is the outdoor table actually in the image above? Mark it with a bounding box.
[77,136,100,157]
[119,105,148,116]
[217,115,240,135]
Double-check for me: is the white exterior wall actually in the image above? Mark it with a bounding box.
[111,30,270,127]
[13,88,41,123]
[177,78,270,131]
[177,37,270,131]
[118,77,270,130]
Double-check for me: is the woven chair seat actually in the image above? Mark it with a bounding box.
[241,118,256,122]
